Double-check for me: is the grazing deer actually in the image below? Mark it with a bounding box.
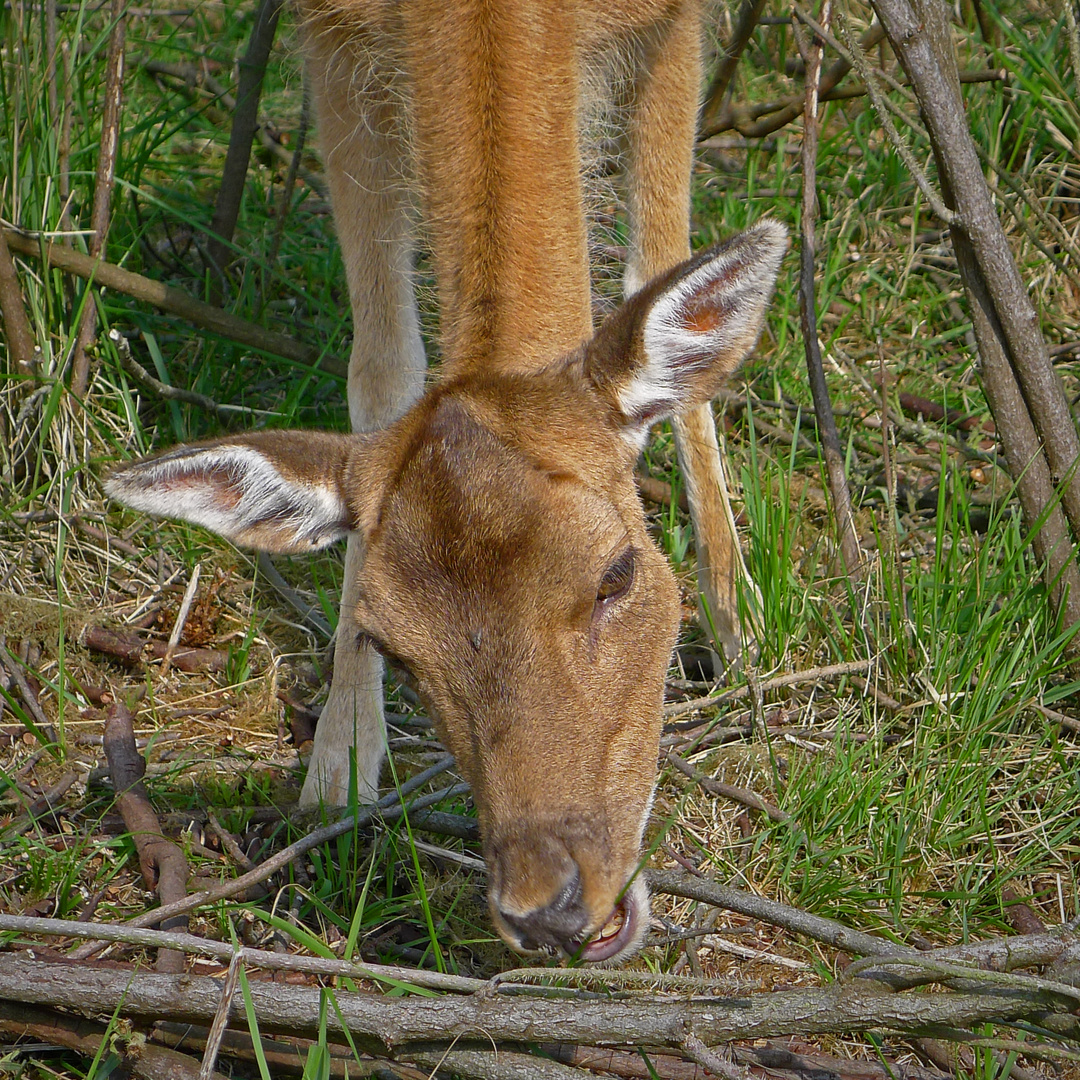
[107,1,786,962]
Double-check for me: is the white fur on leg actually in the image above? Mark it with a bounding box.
[299,536,387,807]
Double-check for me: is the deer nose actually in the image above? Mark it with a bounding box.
[496,866,588,952]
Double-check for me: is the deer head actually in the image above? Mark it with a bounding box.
[107,221,786,962]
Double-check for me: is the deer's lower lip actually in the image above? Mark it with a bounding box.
[576,893,639,962]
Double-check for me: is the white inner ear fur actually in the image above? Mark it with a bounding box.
[617,221,787,447]
[106,444,351,552]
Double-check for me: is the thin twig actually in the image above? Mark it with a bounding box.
[161,563,200,676]
[835,10,957,225]
[69,761,462,958]
[108,329,265,419]
[663,659,874,720]
[666,750,792,825]
[200,949,242,1080]
[794,1,862,578]
[4,229,345,377]
[206,809,257,873]
[0,913,486,993]
[0,636,58,746]
[681,1033,747,1080]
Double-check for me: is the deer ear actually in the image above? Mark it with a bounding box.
[105,431,370,554]
[585,219,787,446]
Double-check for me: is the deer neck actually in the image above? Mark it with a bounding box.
[403,1,594,374]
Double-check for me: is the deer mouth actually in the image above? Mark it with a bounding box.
[575,892,641,963]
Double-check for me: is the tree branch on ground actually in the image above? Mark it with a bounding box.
[0,950,1074,1060]
[69,760,462,959]
[3,228,346,377]
[0,1000,223,1080]
[103,699,190,972]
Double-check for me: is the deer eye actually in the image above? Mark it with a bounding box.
[596,549,635,605]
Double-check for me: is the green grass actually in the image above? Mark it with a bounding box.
[2,0,1080,1075]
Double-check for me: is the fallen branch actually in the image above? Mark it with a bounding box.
[103,699,190,971]
[0,1000,222,1080]
[108,328,254,419]
[81,623,228,673]
[0,951,1072,1052]
[666,750,793,825]
[2,228,346,378]
[152,1023,425,1080]
[0,770,79,840]
[69,758,462,958]
[649,867,901,958]
[733,1041,947,1080]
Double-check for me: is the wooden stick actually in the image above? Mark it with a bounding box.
[3,228,346,377]
[103,699,190,972]
[0,225,37,375]
[663,659,874,720]
[0,951,1071,1050]
[70,0,126,396]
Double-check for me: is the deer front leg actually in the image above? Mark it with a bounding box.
[300,31,426,806]
[623,1,759,666]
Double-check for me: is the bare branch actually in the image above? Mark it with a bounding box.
[0,951,1073,1051]
[70,0,126,396]
[794,2,862,578]
[870,0,1080,627]
[3,228,345,377]
[835,10,956,225]
[204,0,285,291]
[0,224,37,376]
[663,659,874,720]
[103,699,189,971]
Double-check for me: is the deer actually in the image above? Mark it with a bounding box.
[106,0,786,963]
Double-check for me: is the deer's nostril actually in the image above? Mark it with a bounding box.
[497,866,588,951]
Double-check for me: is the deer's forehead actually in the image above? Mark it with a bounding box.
[355,401,636,615]
[376,430,627,577]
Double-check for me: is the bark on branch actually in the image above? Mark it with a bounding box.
[103,700,190,972]
[0,953,1073,1054]
[868,0,1080,627]
[2,228,345,377]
